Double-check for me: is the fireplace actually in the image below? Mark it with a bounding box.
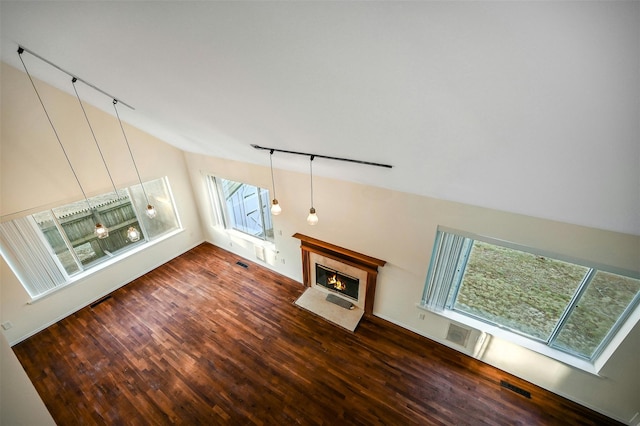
[316,264,359,301]
[293,233,386,315]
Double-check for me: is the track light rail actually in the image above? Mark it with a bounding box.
[251,144,393,169]
[17,45,135,110]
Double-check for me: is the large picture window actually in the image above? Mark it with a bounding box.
[208,176,274,243]
[34,189,144,272]
[0,177,181,299]
[422,227,640,362]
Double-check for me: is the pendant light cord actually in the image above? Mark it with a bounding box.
[113,100,151,206]
[269,150,277,199]
[309,155,315,208]
[72,78,119,199]
[17,48,93,211]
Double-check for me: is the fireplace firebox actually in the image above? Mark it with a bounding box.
[316,264,359,301]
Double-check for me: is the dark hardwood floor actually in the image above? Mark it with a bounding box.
[13,243,621,425]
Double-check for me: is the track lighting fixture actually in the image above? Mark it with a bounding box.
[269,150,282,215]
[18,48,108,239]
[307,156,318,226]
[251,144,393,169]
[253,144,393,226]
[18,45,154,243]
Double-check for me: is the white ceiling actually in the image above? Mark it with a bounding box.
[2,1,639,235]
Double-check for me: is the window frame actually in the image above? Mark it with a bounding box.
[421,226,640,369]
[207,175,274,244]
[0,177,182,301]
[46,188,148,272]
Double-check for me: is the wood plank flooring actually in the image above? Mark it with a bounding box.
[13,242,622,425]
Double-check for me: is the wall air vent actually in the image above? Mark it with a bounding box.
[446,323,471,347]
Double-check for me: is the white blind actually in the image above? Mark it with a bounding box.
[0,216,67,297]
[422,231,469,311]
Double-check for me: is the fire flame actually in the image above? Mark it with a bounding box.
[329,274,346,291]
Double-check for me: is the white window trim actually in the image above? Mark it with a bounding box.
[225,228,275,249]
[421,225,640,375]
[207,175,275,244]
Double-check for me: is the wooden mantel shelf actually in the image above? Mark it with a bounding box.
[292,233,386,315]
[292,233,386,269]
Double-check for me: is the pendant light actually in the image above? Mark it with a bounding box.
[17,48,109,239]
[269,149,282,215]
[113,99,157,219]
[72,77,119,239]
[126,226,141,242]
[94,223,109,239]
[307,156,319,225]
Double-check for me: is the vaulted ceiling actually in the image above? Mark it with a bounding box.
[2,1,638,235]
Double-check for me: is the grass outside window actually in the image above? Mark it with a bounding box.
[423,228,640,362]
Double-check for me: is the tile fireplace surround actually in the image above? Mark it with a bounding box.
[292,233,386,315]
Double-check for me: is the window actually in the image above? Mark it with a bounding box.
[422,227,640,362]
[208,176,274,242]
[34,189,144,272]
[0,177,181,298]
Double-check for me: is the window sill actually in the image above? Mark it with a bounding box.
[28,228,184,304]
[222,228,276,250]
[416,304,601,376]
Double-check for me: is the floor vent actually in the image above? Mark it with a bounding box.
[500,380,531,399]
[90,295,112,309]
[236,261,249,269]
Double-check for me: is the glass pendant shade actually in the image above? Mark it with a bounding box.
[271,199,282,215]
[94,223,109,239]
[146,204,157,219]
[127,226,141,242]
[307,207,319,225]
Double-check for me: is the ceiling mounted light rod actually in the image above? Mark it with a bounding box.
[113,99,157,219]
[251,144,393,169]
[17,45,134,110]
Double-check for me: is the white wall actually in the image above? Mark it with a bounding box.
[185,152,640,424]
[1,332,55,425]
[1,63,204,422]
